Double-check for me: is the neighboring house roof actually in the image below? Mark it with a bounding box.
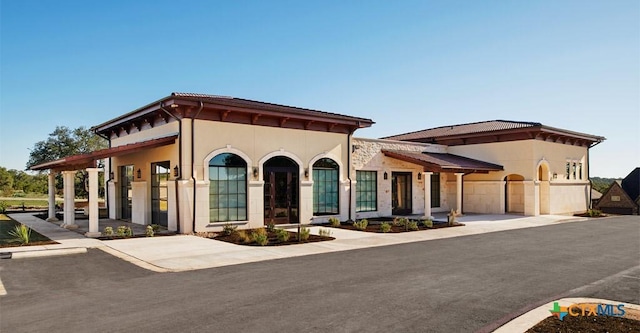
[594,181,639,215]
[621,167,640,202]
[591,189,603,201]
[93,92,374,137]
[381,150,504,173]
[382,120,605,147]
[30,134,178,172]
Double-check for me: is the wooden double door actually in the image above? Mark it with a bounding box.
[263,157,299,224]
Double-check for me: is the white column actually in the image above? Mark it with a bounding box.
[423,172,433,219]
[46,172,58,221]
[85,168,101,237]
[455,172,464,214]
[62,171,77,229]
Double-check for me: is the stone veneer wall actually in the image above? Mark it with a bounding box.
[351,137,446,171]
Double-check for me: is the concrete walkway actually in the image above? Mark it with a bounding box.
[2,212,590,272]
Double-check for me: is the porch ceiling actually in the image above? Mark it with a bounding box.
[381,150,504,174]
[30,134,178,172]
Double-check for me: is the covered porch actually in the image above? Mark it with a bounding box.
[30,135,178,237]
[381,150,504,218]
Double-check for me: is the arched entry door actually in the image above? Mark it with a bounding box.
[263,156,299,224]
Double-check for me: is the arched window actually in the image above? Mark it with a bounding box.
[209,153,247,222]
[313,158,339,215]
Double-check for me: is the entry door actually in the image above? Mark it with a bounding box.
[264,169,299,224]
[151,161,170,227]
[392,172,412,215]
[120,165,133,220]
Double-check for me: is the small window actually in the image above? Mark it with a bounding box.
[578,163,583,180]
[565,162,571,179]
[356,171,377,212]
[313,158,339,215]
[572,162,577,179]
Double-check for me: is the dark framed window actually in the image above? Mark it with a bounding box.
[431,172,440,208]
[565,162,571,179]
[356,171,377,212]
[209,153,247,222]
[313,158,339,215]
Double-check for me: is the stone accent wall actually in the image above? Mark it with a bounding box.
[352,137,446,172]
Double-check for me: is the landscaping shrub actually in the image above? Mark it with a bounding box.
[8,224,31,245]
[116,225,127,237]
[407,220,419,231]
[422,219,433,228]
[103,226,114,236]
[353,219,368,230]
[299,226,310,241]
[275,228,290,242]
[125,226,133,237]
[222,223,237,236]
[266,223,276,233]
[236,230,251,243]
[145,225,154,237]
[588,209,603,217]
[380,222,391,233]
[0,201,7,214]
[328,217,340,227]
[319,228,332,237]
[150,224,161,232]
[252,230,268,246]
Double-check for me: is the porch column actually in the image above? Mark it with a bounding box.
[455,172,464,214]
[61,171,77,229]
[423,172,433,219]
[85,168,101,237]
[46,172,58,221]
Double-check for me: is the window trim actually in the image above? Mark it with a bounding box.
[312,158,340,216]
[208,153,248,223]
[356,170,378,212]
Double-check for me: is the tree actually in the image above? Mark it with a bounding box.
[0,167,14,196]
[27,126,108,198]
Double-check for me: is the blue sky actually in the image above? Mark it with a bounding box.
[1,0,638,177]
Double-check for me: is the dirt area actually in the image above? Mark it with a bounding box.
[331,221,464,233]
[214,228,334,246]
[526,314,639,333]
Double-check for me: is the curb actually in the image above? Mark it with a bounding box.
[493,298,640,332]
[0,247,87,259]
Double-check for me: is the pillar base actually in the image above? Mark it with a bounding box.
[421,215,434,220]
[61,223,78,230]
[85,232,102,238]
[46,217,59,222]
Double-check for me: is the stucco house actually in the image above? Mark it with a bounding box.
[31,93,605,236]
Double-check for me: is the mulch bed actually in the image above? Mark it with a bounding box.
[0,217,59,248]
[573,213,608,218]
[0,240,59,248]
[526,314,640,333]
[214,229,334,246]
[330,221,465,233]
[96,232,176,241]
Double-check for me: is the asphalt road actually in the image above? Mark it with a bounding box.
[1,216,638,333]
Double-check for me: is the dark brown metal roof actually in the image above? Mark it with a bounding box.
[382,120,604,147]
[30,134,178,171]
[381,150,504,173]
[93,92,374,136]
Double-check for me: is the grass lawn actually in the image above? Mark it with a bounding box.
[0,214,57,247]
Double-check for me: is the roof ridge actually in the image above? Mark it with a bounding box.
[382,119,541,139]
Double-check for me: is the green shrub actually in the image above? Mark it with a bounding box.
[236,230,251,243]
[392,217,401,226]
[319,228,332,237]
[299,226,310,241]
[222,223,237,236]
[422,219,433,228]
[407,221,419,231]
[380,222,391,233]
[103,226,114,236]
[116,225,128,237]
[266,223,276,233]
[145,225,154,237]
[588,209,603,217]
[150,224,162,232]
[328,217,340,227]
[275,228,290,242]
[252,230,268,246]
[9,224,31,245]
[124,226,133,237]
[353,219,368,231]
[0,201,7,214]
[253,228,267,236]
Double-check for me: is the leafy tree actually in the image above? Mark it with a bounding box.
[590,177,620,194]
[27,126,107,198]
[0,167,14,196]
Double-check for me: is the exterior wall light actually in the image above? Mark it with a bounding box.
[253,167,259,178]
[417,172,422,180]
[552,172,557,179]
[384,171,388,180]
[304,168,309,178]
[174,165,180,177]
[109,171,114,180]
[136,168,141,179]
